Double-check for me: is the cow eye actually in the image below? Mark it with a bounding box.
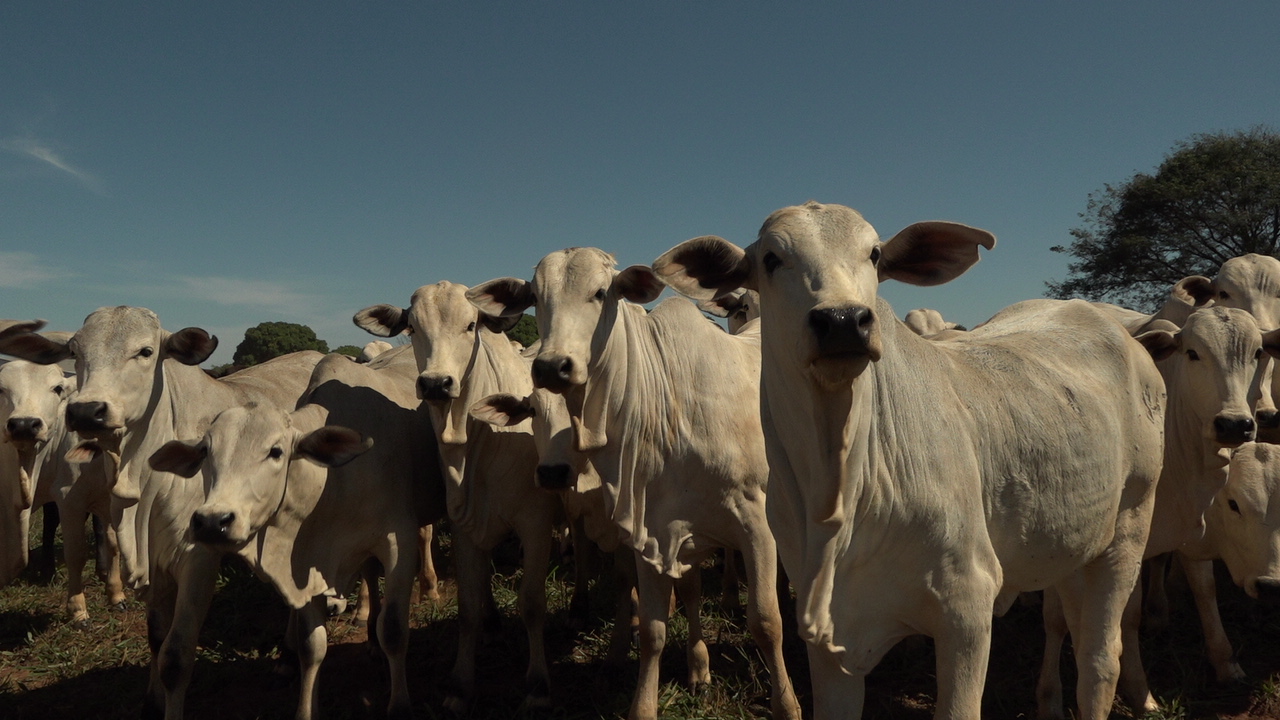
[1228,498,1241,514]
[53,384,64,396]
[268,446,284,460]
[593,288,607,302]
[1220,291,1231,300]
[138,347,154,358]
[870,246,881,265]
[763,252,782,274]
[1186,349,1200,361]
[466,322,476,333]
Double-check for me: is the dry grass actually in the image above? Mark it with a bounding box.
[4,515,1280,719]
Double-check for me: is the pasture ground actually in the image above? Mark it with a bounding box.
[3,513,1280,719]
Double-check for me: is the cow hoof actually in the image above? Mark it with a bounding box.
[71,617,91,631]
[326,596,348,616]
[111,601,128,612]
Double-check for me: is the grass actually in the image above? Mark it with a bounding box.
[4,515,1280,719]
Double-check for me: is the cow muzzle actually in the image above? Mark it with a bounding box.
[1213,414,1256,446]
[532,355,577,393]
[417,374,459,402]
[66,401,115,435]
[535,463,575,491]
[190,509,237,545]
[5,416,45,443]
[1254,576,1280,605]
[808,305,881,362]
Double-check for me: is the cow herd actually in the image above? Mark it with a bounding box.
[4,200,1280,719]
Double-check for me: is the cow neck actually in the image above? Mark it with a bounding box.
[1147,374,1232,555]
[23,398,72,510]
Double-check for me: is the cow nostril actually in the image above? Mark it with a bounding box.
[190,511,236,543]
[1214,416,1256,443]
[66,401,110,432]
[557,358,573,380]
[808,309,833,340]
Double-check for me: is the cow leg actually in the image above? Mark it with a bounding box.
[159,550,221,720]
[360,559,384,654]
[60,505,92,627]
[379,539,417,720]
[100,516,126,608]
[674,568,710,690]
[354,578,372,628]
[1143,553,1173,633]
[1035,587,1068,720]
[720,548,742,612]
[807,641,865,720]
[292,601,328,720]
[1116,578,1152,712]
[567,515,594,631]
[414,523,440,604]
[631,560,673,720]
[516,522,553,707]
[1180,552,1244,682]
[740,535,801,720]
[36,502,59,581]
[446,533,490,713]
[605,548,639,665]
[143,577,178,720]
[1058,550,1148,720]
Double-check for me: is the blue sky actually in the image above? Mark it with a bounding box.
[2,2,1277,364]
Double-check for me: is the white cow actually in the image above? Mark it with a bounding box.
[467,249,801,720]
[1036,307,1280,717]
[355,282,561,711]
[653,201,1165,720]
[698,288,761,334]
[0,358,124,622]
[148,345,442,720]
[902,307,965,338]
[0,306,323,719]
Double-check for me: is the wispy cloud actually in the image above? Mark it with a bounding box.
[178,276,322,317]
[0,251,71,289]
[0,135,105,196]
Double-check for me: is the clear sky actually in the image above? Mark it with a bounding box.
[2,2,1277,364]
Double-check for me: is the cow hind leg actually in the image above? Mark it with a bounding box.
[605,549,639,666]
[36,502,59,582]
[1035,587,1068,720]
[674,568,710,690]
[567,515,595,631]
[740,537,801,720]
[1180,552,1245,682]
[378,540,417,720]
[630,562,673,720]
[143,580,178,720]
[413,523,440,604]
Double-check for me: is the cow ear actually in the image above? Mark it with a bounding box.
[0,328,73,364]
[697,289,747,319]
[148,441,207,478]
[354,305,409,337]
[164,328,218,366]
[613,265,664,304]
[1263,328,1280,359]
[470,393,535,427]
[467,278,535,318]
[1172,276,1215,307]
[653,236,754,301]
[479,312,522,334]
[0,319,46,341]
[295,426,372,468]
[879,222,996,286]
[1134,328,1180,362]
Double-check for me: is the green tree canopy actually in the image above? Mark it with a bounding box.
[1047,127,1280,311]
[506,314,539,348]
[232,321,330,366]
[332,345,363,359]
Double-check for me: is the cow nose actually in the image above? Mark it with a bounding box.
[66,401,110,433]
[5,417,43,441]
[1256,577,1280,605]
[190,511,235,545]
[532,357,574,391]
[1258,409,1280,429]
[1213,415,1256,446]
[808,306,876,358]
[417,375,456,401]
[535,463,574,490]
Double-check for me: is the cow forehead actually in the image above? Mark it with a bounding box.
[209,404,290,449]
[0,361,64,392]
[1183,307,1261,347]
[409,282,477,327]
[533,247,616,293]
[757,202,879,255]
[1217,254,1280,294]
[76,306,163,351]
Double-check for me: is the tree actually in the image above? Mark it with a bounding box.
[506,314,539,348]
[332,345,363,359]
[232,321,329,366]
[1047,127,1280,311]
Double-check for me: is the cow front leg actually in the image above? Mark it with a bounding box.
[1180,552,1245,682]
[739,539,801,720]
[445,533,490,714]
[101,519,126,608]
[567,515,595,630]
[675,568,710,690]
[159,551,220,720]
[1035,587,1068,720]
[631,559,674,720]
[292,602,328,720]
[143,578,178,720]
[60,506,92,627]
[414,523,440,604]
[807,640,865,720]
[517,522,553,707]
[1116,578,1153,713]
[606,548,639,665]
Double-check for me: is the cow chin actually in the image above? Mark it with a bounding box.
[808,354,875,388]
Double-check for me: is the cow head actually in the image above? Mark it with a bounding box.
[698,288,761,335]
[0,361,72,450]
[471,388,592,492]
[1209,442,1280,603]
[0,307,217,439]
[467,248,664,394]
[355,282,521,445]
[1136,308,1280,447]
[148,404,370,546]
[653,201,995,386]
